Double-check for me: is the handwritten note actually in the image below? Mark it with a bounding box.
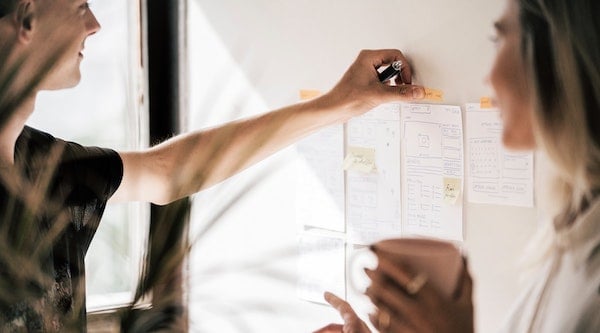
[343,147,377,173]
[443,177,462,205]
[465,104,534,207]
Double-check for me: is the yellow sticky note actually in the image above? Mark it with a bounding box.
[343,146,377,173]
[299,89,322,101]
[480,97,493,109]
[424,88,444,102]
[443,177,462,205]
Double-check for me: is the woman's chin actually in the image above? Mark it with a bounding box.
[502,133,536,151]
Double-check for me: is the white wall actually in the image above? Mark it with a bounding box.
[186,1,539,332]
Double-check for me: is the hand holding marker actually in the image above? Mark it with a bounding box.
[378,60,443,101]
[378,60,403,83]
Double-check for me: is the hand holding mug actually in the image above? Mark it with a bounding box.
[365,238,474,333]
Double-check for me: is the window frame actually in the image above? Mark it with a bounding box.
[82,0,148,312]
[87,0,189,331]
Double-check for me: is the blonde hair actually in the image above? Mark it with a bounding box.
[519,0,600,223]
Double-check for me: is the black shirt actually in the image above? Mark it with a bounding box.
[0,126,123,332]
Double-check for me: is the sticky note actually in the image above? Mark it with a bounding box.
[443,177,462,205]
[424,88,444,102]
[480,97,493,109]
[343,146,377,173]
[299,89,322,101]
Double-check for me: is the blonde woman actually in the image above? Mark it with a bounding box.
[318,0,600,332]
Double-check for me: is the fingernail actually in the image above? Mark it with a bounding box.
[413,87,425,99]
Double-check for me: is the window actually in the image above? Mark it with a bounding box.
[26,0,147,311]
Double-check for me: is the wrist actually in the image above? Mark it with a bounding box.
[309,90,369,124]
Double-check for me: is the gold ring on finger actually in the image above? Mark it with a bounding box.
[378,310,391,330]
[406,272,428,295]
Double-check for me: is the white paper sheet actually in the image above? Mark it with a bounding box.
[296,124,345,231]
[401,104,464,241]
[346,104,402,245]
[296,233,346,304]
[465,104,534,207]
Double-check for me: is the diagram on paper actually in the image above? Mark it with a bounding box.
[401,104,464,241]
[296,124,345,231]
[346,103,402,245]
[465,104,534,207]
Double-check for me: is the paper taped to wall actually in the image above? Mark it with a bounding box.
[346,103,402,245]
[401,103,464,241]
[465,103,534,207]
[297,233,345,304]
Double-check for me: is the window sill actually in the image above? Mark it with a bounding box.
[87,297,152,333]
[88,309,121,333]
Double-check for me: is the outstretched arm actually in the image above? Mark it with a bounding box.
[110,49,424,205]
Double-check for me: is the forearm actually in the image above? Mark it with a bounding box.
[155,95,344,201]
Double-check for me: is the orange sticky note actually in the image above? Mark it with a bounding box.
[299,89,322,101]
[424,88,444,102]
[480,97,493,109]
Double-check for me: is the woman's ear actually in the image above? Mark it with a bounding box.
[15,1,34,43]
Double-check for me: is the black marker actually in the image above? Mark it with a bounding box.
[378,60,403,82]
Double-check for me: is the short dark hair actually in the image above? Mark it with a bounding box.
[0,1,16,19]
